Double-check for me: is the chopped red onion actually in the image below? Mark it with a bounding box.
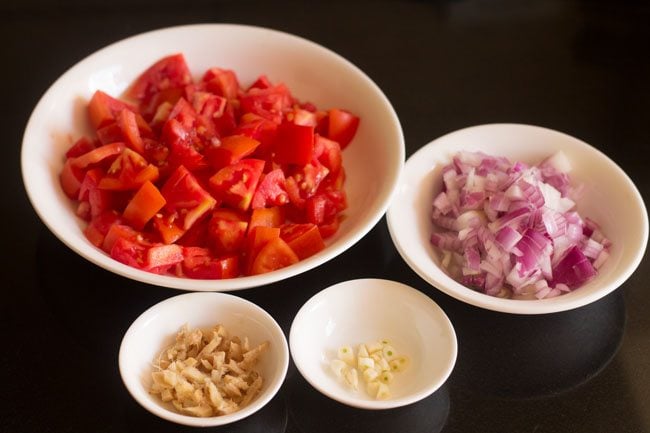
[430,151,610,299]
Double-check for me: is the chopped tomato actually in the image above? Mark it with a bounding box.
[145,244,184,273]
[100,223,141,253]
[318,216,341,239]
[79,168,114,219]
[117,109,145,154]
[83,211,121,248]
[122,181,166,230]
[98,148,159,191]
[208,209,249,255]
[209,159,265,211]
[202,67,240,100]
[71,142,124,169]
[280,223,325,260]
[305,190,347,225]
[161,165,216,230]
[152,212,185,244]
[245,226,281,275]
[127,54,192,103]
[205,134,261,169]
[240,84,293,124]
[182,247,239,279]
[65,137,95,159]
[314,135,342,178]
[60,56,357,279]
[327,108,359,149]
[251,169,289,209]
[250,237,299,275]
[249,207,285,231]
[88,90,137,130]
[273,122,314,165]
[110,236,147,268]
[60,159,85,199]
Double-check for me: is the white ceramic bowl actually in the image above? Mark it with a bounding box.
[387,123,648,314]
[119,292,289,427]
[289,278,457,410]
[21,24,404,291]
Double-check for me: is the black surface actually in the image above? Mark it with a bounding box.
[3,1,650,432]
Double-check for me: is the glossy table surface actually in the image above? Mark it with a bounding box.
[3,1,649,432]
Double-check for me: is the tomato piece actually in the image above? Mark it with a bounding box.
[161,98,217,172]
[286,159,330,204]
[213,101,238,137]
[289,108,319,127]
[240,84,294,125]
[191,91,227,119]
[110,236,147,268]
[202,67,240,100]
[60,159,85,199]
[79,168,114,219]
[280,223,325,260]
[249,207,285,232]
[208,209,249,255]
[127,54,192,103]
[83,211,122,248]
[209,159,265,211]
[182,247,239,279]
[205,135,261,170]
[245,226,281,275]
[251,169,289,209]
[314,135,342,178]
[122,181,167,230]
[318,216,341,239]
[250,237,299,275]
[71,142,124,169]
[176,213,210,247]
[152,212,186,244]
[145,244,184,273]
[161,165,216,230]
[65,137,96,159]
[247,75,273,91]
[117,109,145,154]
[141,87,185,120]
[327,108,359,149]
[88,90,137,130]
[305,190,347,226]
[273,122,314,165]
[98,148,158,191]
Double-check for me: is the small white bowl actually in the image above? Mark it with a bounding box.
[387,123,648,314]
[119,292,289,427]
[289,278,457,410]
[21,23,404,291]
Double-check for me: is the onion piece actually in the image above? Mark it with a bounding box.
[430,150,609,299]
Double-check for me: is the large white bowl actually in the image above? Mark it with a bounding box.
[119,292,289,427]
[387,124,648,314]
[21,24,404,291]
[289,279,457,410]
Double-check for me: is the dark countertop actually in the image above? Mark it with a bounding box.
[3,1,649,432]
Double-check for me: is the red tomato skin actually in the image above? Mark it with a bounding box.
[280,223,325,260]
[145,244,184,273]
[327,108,360,149]
[127,53,192,103]
[208,209,249,255]
[122,181,167,230]
[273,122,315,166]
[65,137,96,159]
[250,237,299,275]
[60,159,86,199]
[88,90,137,130]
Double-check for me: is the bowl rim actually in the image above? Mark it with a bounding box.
[20,23,404,291]
[118,291,289,427]
[288,278,458,410]
[387,123,649,314]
